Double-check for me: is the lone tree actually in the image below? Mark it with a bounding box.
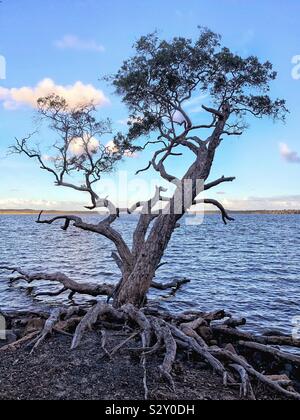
[3,29,299,400]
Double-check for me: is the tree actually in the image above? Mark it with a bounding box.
[3,30,298,400]
[2,29,287,306]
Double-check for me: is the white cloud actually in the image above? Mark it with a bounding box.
[69,136,100,156]
[279,143,300,164]
[54,35,105,53]
[220,195,300,211]
[0,78,109,110]
[0,198,60,209]
[106,140,137,158]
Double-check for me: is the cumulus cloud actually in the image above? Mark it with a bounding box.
[279,143,300,164]
[69,136,100,156]
[0,78,109,110]
[54,35,105,52]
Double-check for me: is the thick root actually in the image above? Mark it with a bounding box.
[213,325,300,348]
[210,347,300,400]
[2,303,300,401]
[150,317,177,389]
[239,341,300,367]
[30,308,67,353]
[230,364,256,400]
[71,302,123,349]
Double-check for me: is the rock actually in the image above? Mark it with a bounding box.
[23,318,45,336]
[198,326,213,342]
[4,330,17,344]
[262,330,288,337]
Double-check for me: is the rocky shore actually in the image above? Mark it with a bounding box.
[0,310,299,401]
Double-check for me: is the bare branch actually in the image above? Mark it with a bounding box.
[204,176,236,191]
[0,266,115,297]
[36,212,133,270]
[202,105,224,119]
[195,199,234,225]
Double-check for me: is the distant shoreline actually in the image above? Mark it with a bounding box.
[0,209,300,215]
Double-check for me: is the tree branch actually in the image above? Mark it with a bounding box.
[204,176,236,191]
[0,266,115,298]
[36,212,133,270]
[195,199,235,225]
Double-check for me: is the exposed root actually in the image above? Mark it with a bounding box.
[30,308,67,353]
[239,341,300,366]
[230,364,256,400]
[0,331,40,353]
[71,302,123,350]
[100,329,112,360]
[2,303,300,401]
[141,332,149,400]
[122,304,152,347]
[109,332,140,357]
[150,317,177,390]
[212,325,300,348]
[210,347,300,400]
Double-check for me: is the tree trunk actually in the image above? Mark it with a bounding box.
[114,114,228,308]
[114,214,178,308]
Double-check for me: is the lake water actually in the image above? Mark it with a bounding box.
[0,214,299,336]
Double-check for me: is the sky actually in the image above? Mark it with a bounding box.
[0,0,300,211]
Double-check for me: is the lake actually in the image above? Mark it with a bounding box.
[0,214,299,336]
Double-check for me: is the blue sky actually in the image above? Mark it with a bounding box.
[0,0,300,210]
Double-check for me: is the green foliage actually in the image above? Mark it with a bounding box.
[112,28,288,140]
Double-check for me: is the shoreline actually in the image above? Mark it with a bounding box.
[0,210,300,215]
[0,309,299,401]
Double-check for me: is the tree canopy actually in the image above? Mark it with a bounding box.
[112,28,287,146]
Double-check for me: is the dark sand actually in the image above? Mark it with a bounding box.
[0,330,285,401]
